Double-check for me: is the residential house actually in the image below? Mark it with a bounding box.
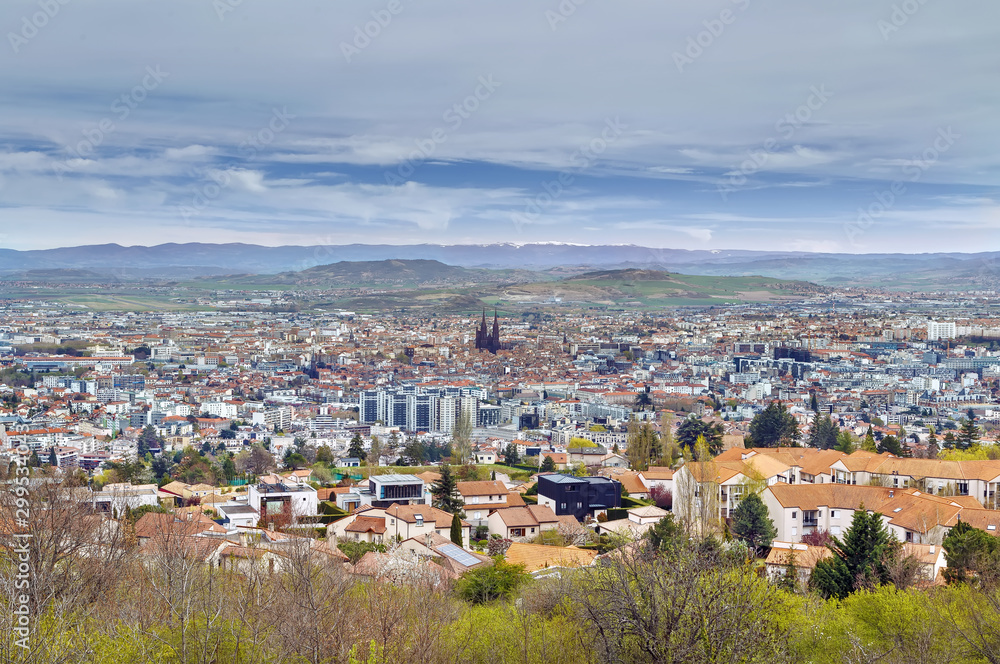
[487,505,560,539]
[329,503,472,548]
[536,473,621,521]
[247,477,319,525]
[503,542,598,574]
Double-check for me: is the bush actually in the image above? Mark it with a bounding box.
[649,485,673,510]
[455,558,531,604]
[604,508,628,522]
[337,540,386,564]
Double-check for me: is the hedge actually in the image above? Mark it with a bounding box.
[604,508,629,522]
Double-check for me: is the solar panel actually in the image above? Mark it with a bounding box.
[438,543,480,567]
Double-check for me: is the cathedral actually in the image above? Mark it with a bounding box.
[474,309,501,354]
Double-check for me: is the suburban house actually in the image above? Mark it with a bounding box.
[398,532,492,574]
[673,453,794,523]
[159,480,222,507]
[615,471,651,500]
[329,503,472,548]
[639,466,674,494]
[216,503,260,529]
[487,504,560,539]
[828,455,1000,507]
[761,483,978,545]
[457,479,516,525]
[765,540,946,585]
[365,474,425,508]
[536,473,621,521]
[92,482,159,514]
[247,476,319,525]
[595,504,669,538]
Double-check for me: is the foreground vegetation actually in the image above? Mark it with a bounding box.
[3,479,1000,664]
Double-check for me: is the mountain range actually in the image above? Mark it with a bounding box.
[0,243,998,289]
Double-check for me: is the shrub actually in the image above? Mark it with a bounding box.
[649,485,673,510]
[455,558,531,604]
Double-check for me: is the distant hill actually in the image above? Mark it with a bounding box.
[499,269,827,306]
[1,242,998,289]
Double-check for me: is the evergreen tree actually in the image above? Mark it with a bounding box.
[811,506,900,599]
[502,443,520,466]
[540,455,557,473]
[491,470,496,481]
[834,430,856,454]
[877,435,903,456]
[48,447,57,467]
[676,417,725,455]
[861,427,878,453]
[957,418,980,450]
[450,512,464,547]
[808,413,838,450]
[926,425,940,458]
[943,431,957,450]
[730,492,776,555]
[347,433,367,461]
[745,401,800,448]
[809,392,819,413]
[138,424,158,457]
[432,465,462,513]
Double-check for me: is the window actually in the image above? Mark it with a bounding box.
[415,515,423,526]
[530,528,535,533]
[560,502,567,510]
[958,483,970,496]
[473,512,481,520]
[791,527,797,537]
[791,511,797,519]
[831,510,839,519]
[470,496,479,504]
[577,502,583,509]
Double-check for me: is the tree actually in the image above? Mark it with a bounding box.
[347,433,367,461]
[861,427,878,453]
[315,445,334,466]
[942,521,1000,585]
[452,410,474,465]
[648,485,672,510]
[626,421,660,471]
[943,431,957,450]
[811,506,900,599]
[502,443,520,466]
[647,514,684,553]
[808,413,838,450]
[730,492,776,555]
[431,465,462,513]
[927,425,940,458]
[455,558,530,604]
[450,512,463,546]
[138,424,158,456]
[634,391,653,412]
[540,455,557,473]
[745,401,800,448]
[369,436,382,466]
[957,417,981,450]
[403,439,426,466]
[877,435,903,456]
[220,428,236,440]
[676,417,725,455]
[834,430,856,454]
[809,392,819,413]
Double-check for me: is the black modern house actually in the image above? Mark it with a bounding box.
[536,473,621,521]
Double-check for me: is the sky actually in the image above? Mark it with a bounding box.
[0,0,997,253]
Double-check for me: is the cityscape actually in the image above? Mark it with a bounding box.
[2,1,999,663]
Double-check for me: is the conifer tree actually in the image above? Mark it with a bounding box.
[811,506,900,599]
[730,492,776,555]
[432,465,462,513]
[450,512,464,547]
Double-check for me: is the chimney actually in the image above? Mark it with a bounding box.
[425,532,433,549]
[929,545,935,554]
[889,490,894,498]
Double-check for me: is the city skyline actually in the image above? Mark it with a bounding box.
[0,0,997,253]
